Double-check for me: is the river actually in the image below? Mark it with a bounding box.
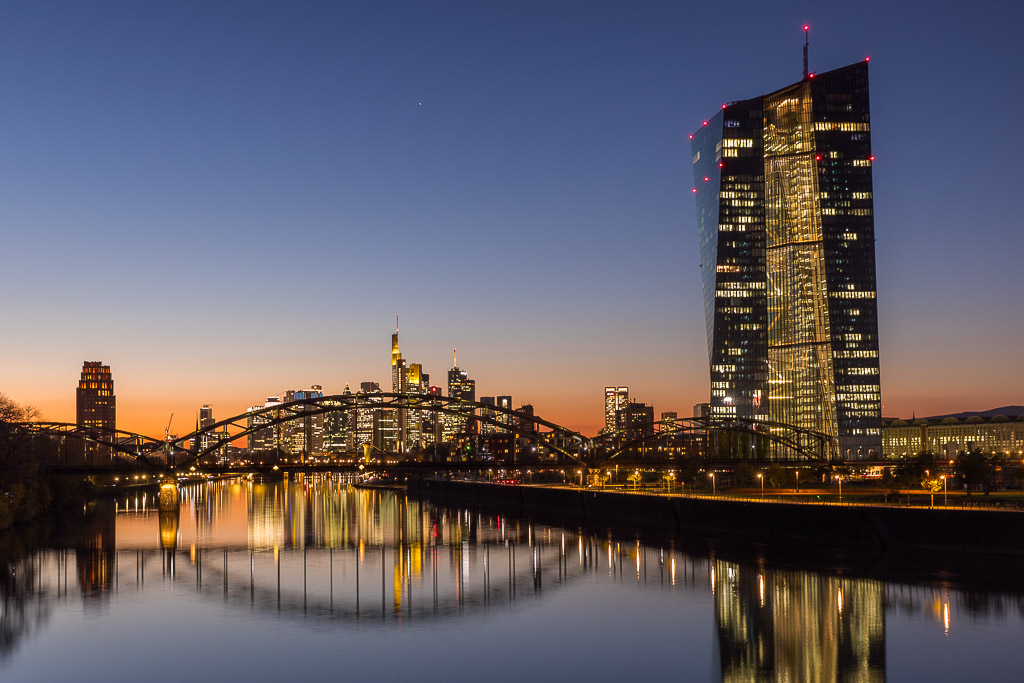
[0,475,1021,682]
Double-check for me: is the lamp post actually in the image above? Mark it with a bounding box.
[709,472,716,495]
[757,472,763,499]
[835,474,842,502]
[941,475,947,506]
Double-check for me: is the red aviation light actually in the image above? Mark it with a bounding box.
[808,72,815,78]
[692,188,698,193]
[815,155,822,161]
[702,121,708,126]
[688,134,694,139]
[803,24,809,31]
[722,104,727,109]
[704,176,709,182]
[869,155,875,161]
[718,162,724,168]
[865,56,871,62]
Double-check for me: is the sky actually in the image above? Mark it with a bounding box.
[1,0,1022,437]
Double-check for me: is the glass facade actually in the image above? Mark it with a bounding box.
[691,62,881,458]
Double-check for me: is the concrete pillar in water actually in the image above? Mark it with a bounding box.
[158,477,180,551]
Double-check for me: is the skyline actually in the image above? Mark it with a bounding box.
[2,1,1023,437]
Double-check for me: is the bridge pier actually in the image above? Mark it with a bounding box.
[158,477,180,552]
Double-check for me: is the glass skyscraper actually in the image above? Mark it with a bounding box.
[691,61,881,459]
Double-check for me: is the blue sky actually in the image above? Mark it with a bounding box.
[1,0,1021,435]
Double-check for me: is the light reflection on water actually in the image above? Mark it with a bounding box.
[1,475,1023,682]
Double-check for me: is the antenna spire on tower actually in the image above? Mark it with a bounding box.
[803,24,810,79]
[396,314,399,334]
[453,348,457,367]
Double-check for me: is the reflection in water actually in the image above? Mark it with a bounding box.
[713,559,885,681]
[1,475,1024,680]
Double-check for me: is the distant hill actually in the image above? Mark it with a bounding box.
[925,406,1024,420]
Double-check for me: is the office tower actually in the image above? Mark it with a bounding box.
[76,361,115,430]
[287,385,324,455]
[616,401,655,445]
[356,382,382,452]
[604,387,629,434]
[391,319,407,450]
[76,361,115,459]
[196,405,228,464]
[248,397,282,456]
[444,350,476,440]
[322,385,355,453]
[691,59,881,458]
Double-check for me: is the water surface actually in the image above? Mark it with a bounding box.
[1,475,1021,682]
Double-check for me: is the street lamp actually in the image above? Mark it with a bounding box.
[709,471,716,495]
[757,472,763,499]
[835,474,842,502]
[941,475,947,506]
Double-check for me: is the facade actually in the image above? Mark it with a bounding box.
[247,397,282,456]
[883,414,1024,459]
[691,60,882,458]
[322,385,355,453]
[76,361,115,431]
[76,361,116,459]
[286,385,325,455]
[604,387,629,434]
[616,401,655,446]
[444,358,476,440]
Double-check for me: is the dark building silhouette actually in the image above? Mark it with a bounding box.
[691,60,882,458]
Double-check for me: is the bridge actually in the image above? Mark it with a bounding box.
[11,393,841,477]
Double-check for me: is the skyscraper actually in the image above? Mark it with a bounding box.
[604,387,629,434]
[76,361,115,459]
[444,350,476,441]
[691,58,881,458]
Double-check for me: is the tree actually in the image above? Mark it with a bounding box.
[957,449,996,495]
[0,393,49,528]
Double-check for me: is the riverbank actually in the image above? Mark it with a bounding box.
[409,479,1024,558]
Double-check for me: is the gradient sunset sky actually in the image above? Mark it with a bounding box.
[1,0,1021,437]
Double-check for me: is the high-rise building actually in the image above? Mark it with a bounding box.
[76,361,115,430]
[604,387,629,434]
[444,350,476,440]
[76,361,115,459]
[691,58,882,458]
[322,385,355,453]
[391,318,407,451]
[248,397,282,456]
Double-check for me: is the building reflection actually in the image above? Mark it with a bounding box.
[712,558,885,682]
[76,506,116,597]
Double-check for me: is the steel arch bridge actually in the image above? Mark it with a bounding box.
[13,394,838,472]
[595,416,838,466]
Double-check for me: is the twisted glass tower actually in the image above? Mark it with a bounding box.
[691,61,881,459]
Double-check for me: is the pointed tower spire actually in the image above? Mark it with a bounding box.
[802,24,810,79]
[453,348,457,368]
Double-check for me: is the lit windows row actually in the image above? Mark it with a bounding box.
[722,138,754,148]
[821,208,872,216]
[834,350,878,358]
[829,291,876,299]
[814,122,870,132]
